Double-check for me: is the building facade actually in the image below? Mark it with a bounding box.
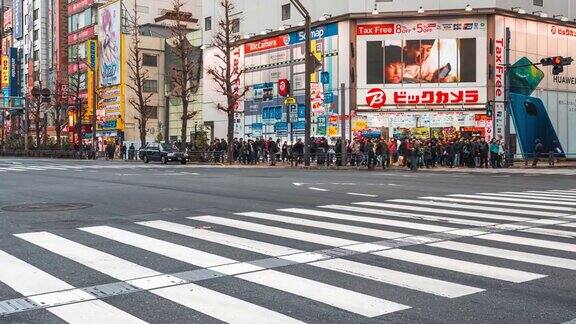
[202,1,576,157]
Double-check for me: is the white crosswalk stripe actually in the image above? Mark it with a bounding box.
[391,199,568,216]
[80,226,407,317]
[14,232,304,323]
[418,196,576,212]
[0,250,147,324]
[139,220,483,298]
[353,201,532,222]
[449,194,576,207]
[1,188,576,322]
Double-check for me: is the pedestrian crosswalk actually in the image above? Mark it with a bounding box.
[1,188,576,322]
[0,161,194,174]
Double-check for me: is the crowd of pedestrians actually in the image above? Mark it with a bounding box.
[202,136,517,170]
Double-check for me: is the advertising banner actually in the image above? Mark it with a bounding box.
[97,86,121,131]
[3,9,12,32]
[244,23,338,55]
[1,56,9,88]
[12,0,22,39]
[98,1,121,87]
[495,16,576,156]
[357,17,487,109]
[8,48,18,97]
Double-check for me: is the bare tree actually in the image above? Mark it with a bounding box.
[68,56,89,149]
[28,81,49,148]
[50,78,68,148]
[207,0,248,164]
[126,1,154,148]
[168,0,200,148]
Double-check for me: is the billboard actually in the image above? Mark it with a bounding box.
[9,48,18,96]
[1,56,8,88]
[495,16,576,156]
[357,18,488,109]
[98,1,121,87]
[12,0,22,39]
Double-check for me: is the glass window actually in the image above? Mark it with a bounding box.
[281,4,291,21]
[232,18,240,33]
[142,54,158,67]
[366,41,383,84]
[143,80,158,93]
[205,16,212,31]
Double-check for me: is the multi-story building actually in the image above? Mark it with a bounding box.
[202,0,576,157]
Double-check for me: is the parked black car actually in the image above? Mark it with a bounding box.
[139,143,188,164]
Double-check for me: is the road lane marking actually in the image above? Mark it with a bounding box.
[0,250,146,324]
[15,232,300,324]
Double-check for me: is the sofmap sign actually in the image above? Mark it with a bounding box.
[12,0,22,39]
[244,23,338,54]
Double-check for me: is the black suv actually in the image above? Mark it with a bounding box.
[139,143,188,164]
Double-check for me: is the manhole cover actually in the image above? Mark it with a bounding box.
[1,203,93,212]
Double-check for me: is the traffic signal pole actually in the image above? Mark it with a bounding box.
[289,0,312,166]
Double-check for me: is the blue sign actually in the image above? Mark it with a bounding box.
[9,48,19,97]
[2,88,9,107]
[275,122,288,136]
[287,23,338,46]
[297,104,306,120]
[262,106,283,122]
[324,92,334,104]
[13,0,23,39]
[252,123,263,136]
[320,71,330,85]
[292,121,305,130]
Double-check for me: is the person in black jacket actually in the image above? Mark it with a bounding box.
[292,139,304,166]
[479,138,489,168]
[532,139,544,167]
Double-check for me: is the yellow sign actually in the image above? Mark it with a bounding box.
[86,40,98,119]
[328,125,339,137]
[352,119,368,132]
[1,55,9,88]
[284,97,297,105]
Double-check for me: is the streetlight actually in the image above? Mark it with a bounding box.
[289,0,312,166]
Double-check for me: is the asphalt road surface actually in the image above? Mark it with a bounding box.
[1,157,576,324]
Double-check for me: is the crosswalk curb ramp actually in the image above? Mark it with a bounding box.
[0,188,575,322]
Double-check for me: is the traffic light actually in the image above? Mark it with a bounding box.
[486,101,493,117]
[540,56,574,75]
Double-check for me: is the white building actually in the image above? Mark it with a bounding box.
[201,0,576,158]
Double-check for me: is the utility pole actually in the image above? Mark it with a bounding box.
[503,27,512,167]
[340,83,346,165]
[289,0,312,166]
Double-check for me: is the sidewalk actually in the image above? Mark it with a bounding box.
[105,157,576,170]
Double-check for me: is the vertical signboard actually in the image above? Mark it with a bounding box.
[493,15,506,140]
[98,0,121,87]
[9,48,18,96]
[12,0,22,40]
[1,56,9,88]
[87,40,98,120]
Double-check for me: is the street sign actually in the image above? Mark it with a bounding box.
[275,122,288,136]
[278,79,290,97]
[284,96,297,106]
[317,116,327,136]
[324,92,334,104]
[320,71,330,84]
